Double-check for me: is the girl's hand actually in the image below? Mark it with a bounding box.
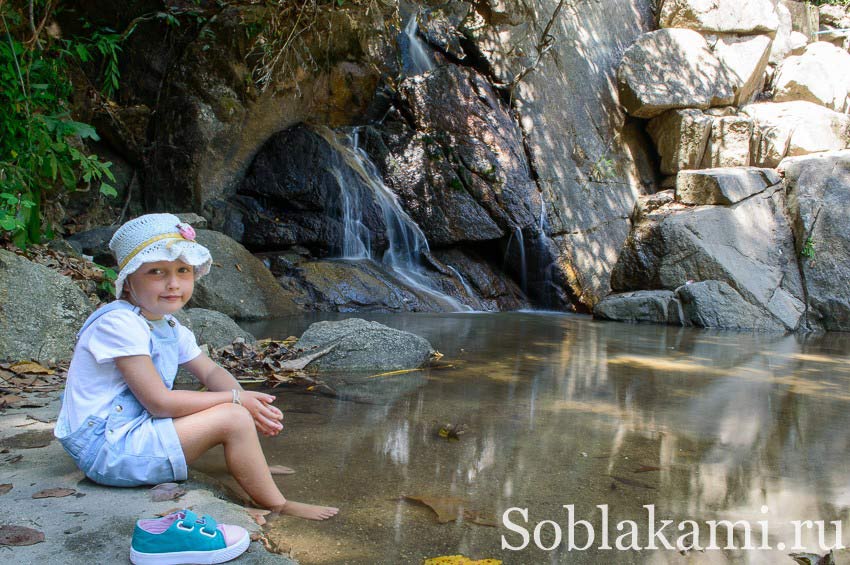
[239,391,284,436]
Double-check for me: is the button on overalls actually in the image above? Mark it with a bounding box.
[55,301,188,486]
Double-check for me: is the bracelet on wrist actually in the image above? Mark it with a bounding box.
[231,388,242,405]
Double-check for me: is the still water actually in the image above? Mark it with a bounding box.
[198,312,850,564]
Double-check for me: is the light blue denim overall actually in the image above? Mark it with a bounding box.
[55,300,188,486]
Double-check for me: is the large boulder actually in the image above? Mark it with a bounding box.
[173,308,255,349]
[702,113,753,168]
[647,109,712,175]
[780,0,819,40]
[0,250,93,362]
[676,280,786,331]
[743,101,850,167]
[618,29,737,119]
[658,0,780,34]
[781,150,850,331]
[294,318,436,372]
[612,189,805,331]
[457,0,658,308]
[708,34,772,105]
[593,290,684,325]
[773,42,850,112]
[189,230,302,320]
[676,167,780,205]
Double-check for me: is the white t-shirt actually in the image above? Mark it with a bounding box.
[59,303,202,434]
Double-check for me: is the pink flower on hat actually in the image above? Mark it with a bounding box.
[177,223,196,241]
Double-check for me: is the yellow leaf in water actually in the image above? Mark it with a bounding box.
[423,556,502,565]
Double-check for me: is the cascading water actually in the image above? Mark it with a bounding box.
[503,226,528,294]
[401,12,434,76]
[537,200,556,307]
[316,127,470,312]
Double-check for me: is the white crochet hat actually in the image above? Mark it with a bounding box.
[109,213,212,298]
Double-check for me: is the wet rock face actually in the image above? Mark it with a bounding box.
[782,150,850,331]
[236,125,388,256]
[371,64,538,244]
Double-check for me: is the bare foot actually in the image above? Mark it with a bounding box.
[273,500,339,521]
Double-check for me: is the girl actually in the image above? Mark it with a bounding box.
[55,213,338,522]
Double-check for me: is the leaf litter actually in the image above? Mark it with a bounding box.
[32,487,76,499]
[150,483,186,502]
[402,495,497,527]
[0,525,45,546]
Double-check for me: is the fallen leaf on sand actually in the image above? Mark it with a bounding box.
[9,361,54,375]
[424,556,502,565]
[0,525,45,546]
[260,530,291,555]
[32,487,76,499]
[269,465,295,476]
[403,496,497,526]
[246,508,270,526]
[150,482,185,502]
[250,532,264,542]
[0,429,54,449]
[0,484,11,495]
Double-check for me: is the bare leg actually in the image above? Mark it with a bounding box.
[174,403,339,520]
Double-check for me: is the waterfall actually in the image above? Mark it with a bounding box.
[446,264,476,302]
[535,199,558,308]
[316,127,470,312]
[401,12,434,76]
[504,226,528,294]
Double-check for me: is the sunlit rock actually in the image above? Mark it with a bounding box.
[781,150,850,331]
[773,42,850,112]
[701,114,753,168]
[658,0,779,34]
[647,109,712,175]
[707,34,772,105]
[744,101,850,167]
[676,167,780,206]
[618,29,736,118]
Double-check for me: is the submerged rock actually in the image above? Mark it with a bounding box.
[0,250,93,362]
[594,290,684,326]
[677,280,786,331]
[295,318,436,372]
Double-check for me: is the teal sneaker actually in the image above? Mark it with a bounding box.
[129,509,250,565]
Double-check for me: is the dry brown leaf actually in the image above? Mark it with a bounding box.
[269,465,295,476]
[0,525,45,546]
[9,362,54,375]
[403,495,467,523]
[32,487,76,499]
[424,556,502,565]
[150,482,186,502]
[245,508,270,526]
[0,395,23,406]
[235,263,243,272]
[0,484,11,495]
[250,532,264,542]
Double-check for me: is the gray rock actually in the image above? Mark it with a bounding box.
[702,114,752,169]
[744,101,850,167]
[612,189,805,331]
[594,290,684,325]
[676,167,780,206]
[174,308,255,349]
[647,109,712,175]
[676,280,786,331]
[189,230,301,320]
[780,0,819,40]
[782,150,850,331]
[294,318,436,372]
[461,0,657,308]
[0,250,93,362]
[618,29,737,119]
[659,0,780,34]
[175,212,208,229]
[66,226,119,265]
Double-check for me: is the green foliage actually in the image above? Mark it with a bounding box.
[589,156,616,182]
[802,237,816,259]
[808,1,849,6]
[97,265,117,296]
[0,6,117,248]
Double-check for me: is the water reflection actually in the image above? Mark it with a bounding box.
[209,314,850,564]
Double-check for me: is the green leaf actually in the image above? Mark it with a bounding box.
[58,162,76,189]
[0,217,18,231]
[99,183,118,197]
[64,121,100,141]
